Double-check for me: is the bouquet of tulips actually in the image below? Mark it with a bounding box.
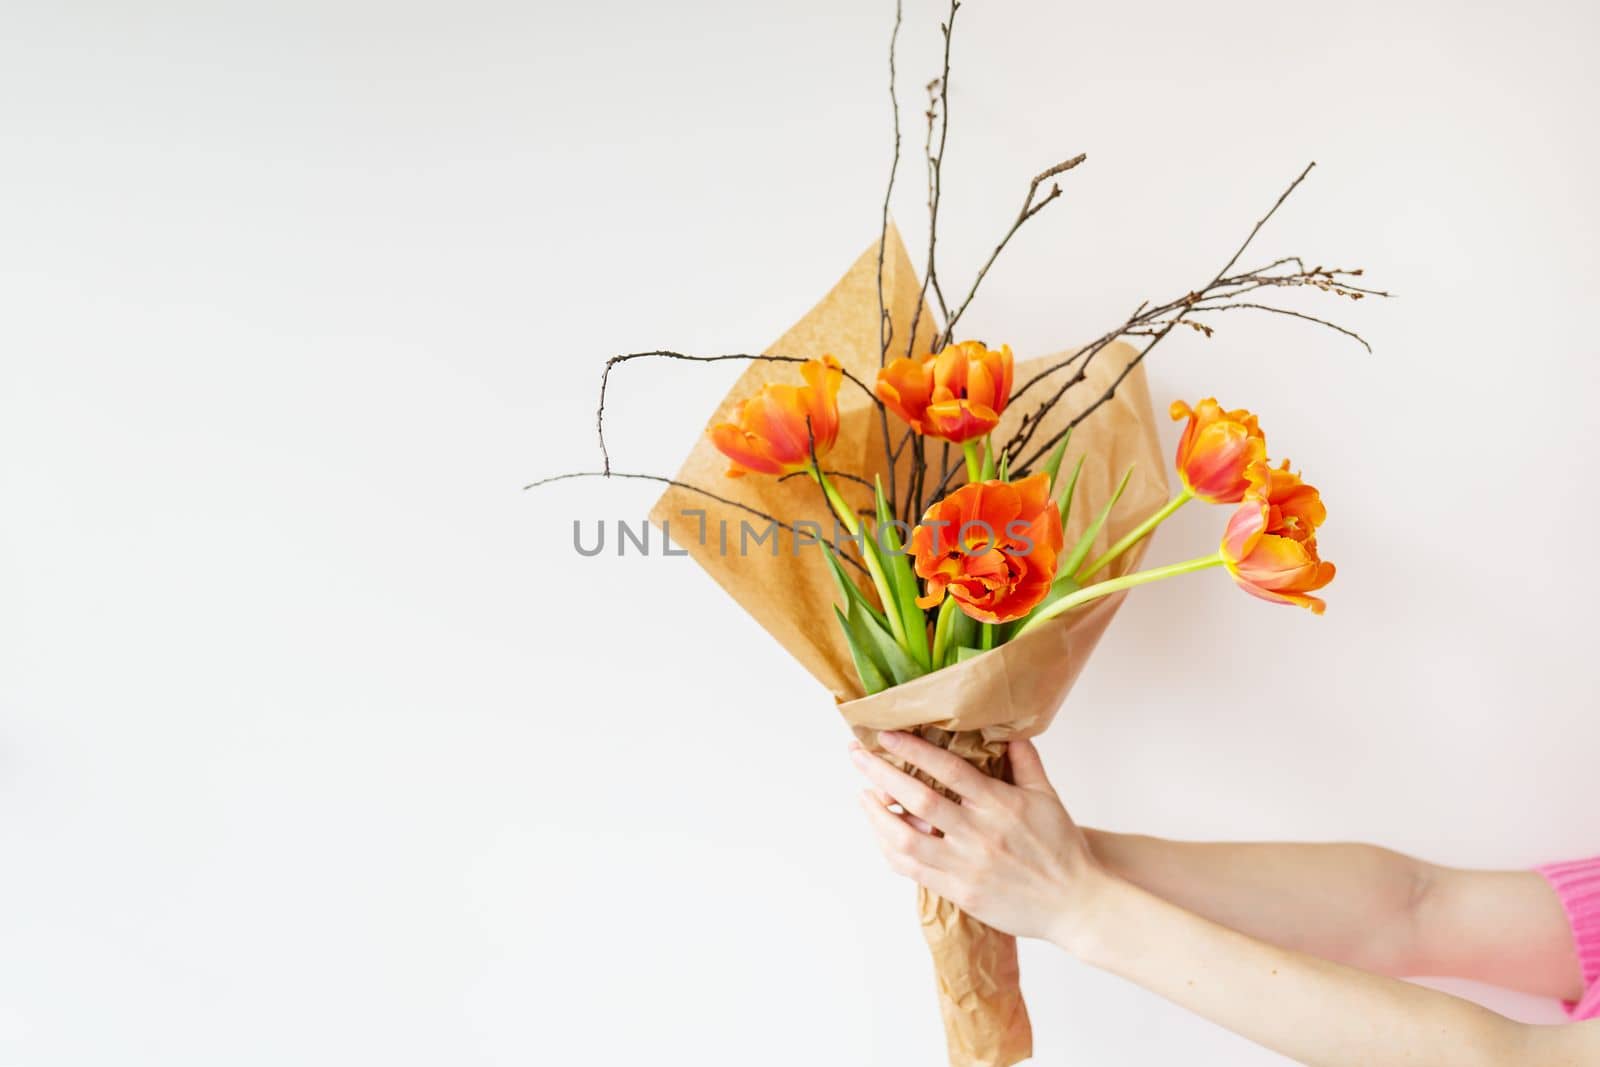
[712,344,1333,695]
[530,7,1375,1064]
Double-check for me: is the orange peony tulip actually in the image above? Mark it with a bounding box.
[1220,460,1336,614]
[876,340,1014,444]
[1169,398,1268,504]
[708,356,843,477]
[909,472,1064,624]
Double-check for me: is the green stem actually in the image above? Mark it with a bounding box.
[962,440,982,483]
[980,621,995,651]
[1016,552,1225,637]
[812,465,909,650]
[931,597,957,667]
[1077,488,1194,583]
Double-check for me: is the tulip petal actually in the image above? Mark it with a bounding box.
[709,422,787,477]
[874,342,1013,444]
[1171,397,1269,504]
[1220,495,1267,564]
[705,355,844,477]
[910,472,1063,626]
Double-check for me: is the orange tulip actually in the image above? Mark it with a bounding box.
[909,472,1064,624]
[708,356,843,477]
[1220,461,1336,614]
[876,340,1014,443]
[1169,398,1268,504]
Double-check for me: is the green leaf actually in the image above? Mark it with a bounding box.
[856,599,927,686]
[955,646,985,663]
[1057,454,1087,530]
[834,605,889,695]
[979,437,997,481]
[930,597,957,667]
[1059,466,1134,579]
[874,476,932,670]
[996,449,1011,483]
[947,608,979,667]
[820,539,890,633]
[1040,428,1074,492]
[873,476,904,599]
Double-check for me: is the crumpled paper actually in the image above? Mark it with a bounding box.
[651,227,1168,1067]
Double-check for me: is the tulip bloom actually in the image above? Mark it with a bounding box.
[876,340,1014,444]
[910,472,1063,625]
[1169,398,1267,504]
[709,356,843,477]
[1220,461,1336,614]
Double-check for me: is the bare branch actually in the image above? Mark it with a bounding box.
[596,350,876,476]
[1002,162,1392,475]
[903,0,960,363]
[1187,301,1373,352]
[1214,161,1316,282]
[874,0,904,516]
[778,467,876,490]
[941,153,1086,345]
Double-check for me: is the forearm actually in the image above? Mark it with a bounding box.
[851,735,1592,1065]
[1061,877,1590,1067]
[1084,831,1584,998]
[1084,831,1432,974]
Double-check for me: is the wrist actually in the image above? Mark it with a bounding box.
[1046,865,1130,960]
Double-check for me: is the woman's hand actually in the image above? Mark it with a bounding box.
[849,729,1112,951]
[851,732,1600,1067]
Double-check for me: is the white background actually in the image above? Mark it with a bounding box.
[2,1,1596,1064]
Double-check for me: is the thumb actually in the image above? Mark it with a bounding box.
[1008,739,1055,794]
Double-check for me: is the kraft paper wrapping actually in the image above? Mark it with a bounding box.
[651,228,1168,1067]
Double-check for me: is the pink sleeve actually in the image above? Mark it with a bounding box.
[1536,857,1600,1020]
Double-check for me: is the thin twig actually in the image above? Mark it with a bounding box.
[1185,301,1373,352]
[778,468,876,490]
[874,0,903,515]
[1214,162,1317,282]
[923,445,966,504]
[941,153,1086,345]
[596,350,876,476]
[876,0,903,368]
[903,0,960,363]
[1004,162,1389,475]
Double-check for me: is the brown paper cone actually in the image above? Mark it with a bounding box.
[652,229,1168,1067]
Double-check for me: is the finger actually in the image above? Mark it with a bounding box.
[859,794,967,899]
[853,744,936,832]
[878,731,993,801]
[873,790,936,834]
[857,791,944,867]
[1007,738,1056,794]
[850,745,964,831]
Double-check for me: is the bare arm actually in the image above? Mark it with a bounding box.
[1085,831,1583,999]
[850,732,1597,1067]
[1075,876,1594,1067]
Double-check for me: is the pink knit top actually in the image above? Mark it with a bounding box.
[1536,857,1600,1020]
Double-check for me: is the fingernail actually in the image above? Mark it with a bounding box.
[847,739,862,753]
[849,748,870,767]
[880,731,903,749]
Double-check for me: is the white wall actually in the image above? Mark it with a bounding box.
[2,1,1595,1064]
